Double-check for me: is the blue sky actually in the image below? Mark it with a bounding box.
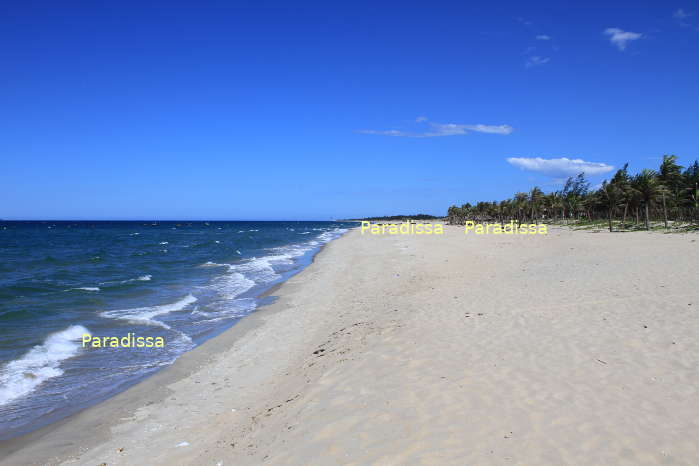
[2,1,698,220]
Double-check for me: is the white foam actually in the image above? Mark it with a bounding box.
[201,254,292,302]
[0,325,90,406]
[159,241,169,245]
[201,261,227,267]
[195,227,349,323]
[99,274,152,286]
[75,287,100,292]
[210,271,255,299]
[192,298,256,323]
[100,294,197,329]
[233,256,284,282]
[317,228,348,243]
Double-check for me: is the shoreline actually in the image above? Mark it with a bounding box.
[0,265,287,463]
[2,225,699,465]
[0,231,348,464]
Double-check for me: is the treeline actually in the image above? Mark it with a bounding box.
[447,155,699,232]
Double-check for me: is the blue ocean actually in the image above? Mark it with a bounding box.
[0,221,352,440]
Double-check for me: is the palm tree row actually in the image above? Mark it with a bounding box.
[447,155,699,231]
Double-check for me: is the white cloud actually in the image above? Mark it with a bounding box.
[356,129,408,136]
[526,56,550,67]
[426,123,513,136]
[536,34,551,40]
[506,157,614,177]
[461,124,514,135]
[358,121,513,137]
[604,28,642,51]
[673,8,691,19]
[415,116,428,122]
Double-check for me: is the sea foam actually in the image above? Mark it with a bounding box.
[100,294,197,330]
[0,325,89,406]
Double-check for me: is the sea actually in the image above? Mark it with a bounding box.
[0,220,353,440]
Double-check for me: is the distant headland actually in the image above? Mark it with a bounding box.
[337,214,442,222]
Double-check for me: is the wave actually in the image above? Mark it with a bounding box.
[99,274,151,286]
[100,295,197,330]
[199,255,291,303]
[209,271,255,300]
[192,298,256,323]
[0,325,89,406]
[69,287,100,292]
[200,227,348,303]
[201,261,227,267]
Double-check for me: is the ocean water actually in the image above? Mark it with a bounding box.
[0,221,352,440]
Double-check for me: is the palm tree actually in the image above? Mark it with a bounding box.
[543,192,561,222]
[611,164,631,229]
[446,155,697,230]
[632,169,663,230]
[566,195,581,222]
[683,161,699,224]
[659,155,683,227]
[600,180,622,232]
[529,187,544,223]
[514,192,528,225]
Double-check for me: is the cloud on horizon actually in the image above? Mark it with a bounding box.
[358,118,513,137]
[604,28,643,51]
[506,157,614,178]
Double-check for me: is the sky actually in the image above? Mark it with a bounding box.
[2,1,698,220]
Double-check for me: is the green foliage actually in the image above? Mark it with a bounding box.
[446,157,699,230]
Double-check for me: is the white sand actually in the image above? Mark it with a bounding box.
[2,225,698,465]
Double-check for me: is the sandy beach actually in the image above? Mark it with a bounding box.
[2,225,698,465]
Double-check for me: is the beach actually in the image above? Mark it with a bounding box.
[2,224,699,465]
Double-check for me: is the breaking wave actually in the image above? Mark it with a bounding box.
[0,325,90,406]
